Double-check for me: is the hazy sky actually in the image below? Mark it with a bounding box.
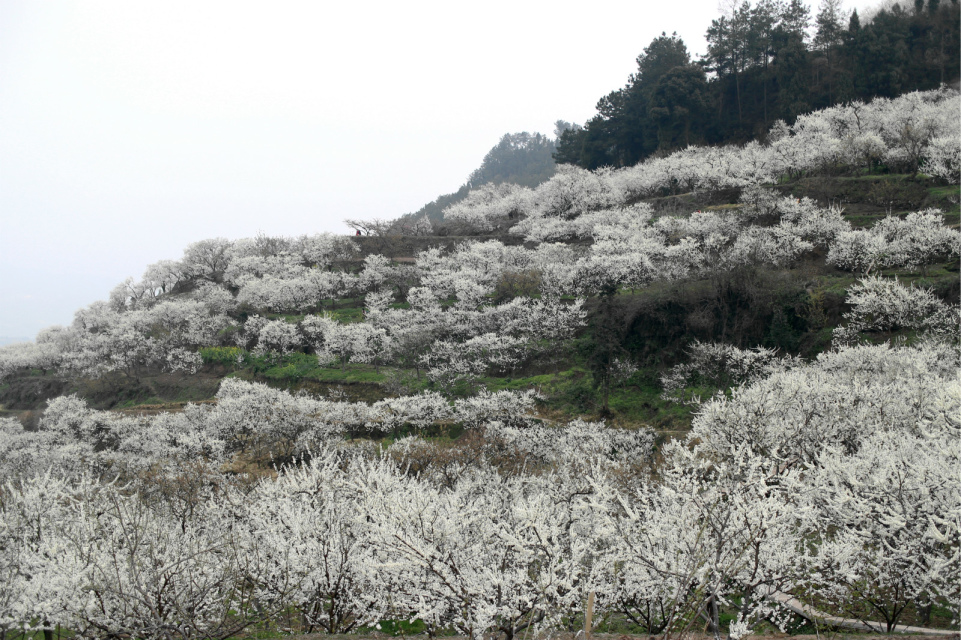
[0,0,878,339]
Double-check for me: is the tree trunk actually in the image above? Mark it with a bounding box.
[708,595,721,640]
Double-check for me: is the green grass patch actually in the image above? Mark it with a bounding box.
[843,212,893,228]
[819,273,862,296]
[258,353,322,380]
[481,366,696,431]
[818,267,958,300]
[327,306,364,323]
[258,303,380,324]
[245,353,388,384]
[801,326,837,357]
[927,184,961,199]
[304,365,389,384]
[837,172,914,182]
[607,381,697,430]
[483,371,561,392]
[199,346,247,366]
[879,263,960,284]
[315,296,365,310]
[115,396,165,409]
[233,351,392,386]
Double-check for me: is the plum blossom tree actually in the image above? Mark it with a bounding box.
[207,378,342,459]
[109,276,160,311]
[1,333,958,637]
[2,84,960,640]
[450,389,540,430]
[660,341,802,404]
[828,210,961,274]
[0,339,63,381]
[724,226,813,269]
[224,253,307,289]
[443,183,535,231]
[140,259,188,298]
[358,254,396,293]
[482,418,653,473]
[40,295,240,379]
[682,340,958,472]
[369,391,454,437]
[68,481,277,640]
[189,283,236,315]
[421,333,528,388]
[240,452,389,634]
[293,232,358,268]
[429,91,957,251]
[832,276,959,347]
[532,164,617,219]
[253,319,302,361]
[326,323,389,370]
[181,238,233,284]
[585,438,803,640]
[878,90,959,176]
[795,420,961,631]
[0,473,96,638]
[776,199,850,247]
[236,270,355,313]
[922,135,961,182]
[362,464,595,640]
[634,339,960,636]
[0,418,64,478]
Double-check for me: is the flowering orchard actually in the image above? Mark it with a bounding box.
[0,89,959,639]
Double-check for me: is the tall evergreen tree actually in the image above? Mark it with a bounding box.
[649,65,710,148]
[555,33,693,168]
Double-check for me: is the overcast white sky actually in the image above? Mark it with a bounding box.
[0,0,879,339]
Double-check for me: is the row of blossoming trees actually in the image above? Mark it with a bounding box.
[447,88,960,233]
[1,333,958,639]
[0,89,959,638]
[2,195,955,385]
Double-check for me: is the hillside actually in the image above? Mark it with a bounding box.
[3,89,958,425]
[0,89,959,639]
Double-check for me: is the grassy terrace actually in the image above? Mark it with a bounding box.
[5,255,954,439]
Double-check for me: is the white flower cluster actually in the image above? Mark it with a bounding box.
[0,379,550,476]
[832,276,960,346]
[660,340,803,404]
[5,298,231,380]
[828,210,961,273]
